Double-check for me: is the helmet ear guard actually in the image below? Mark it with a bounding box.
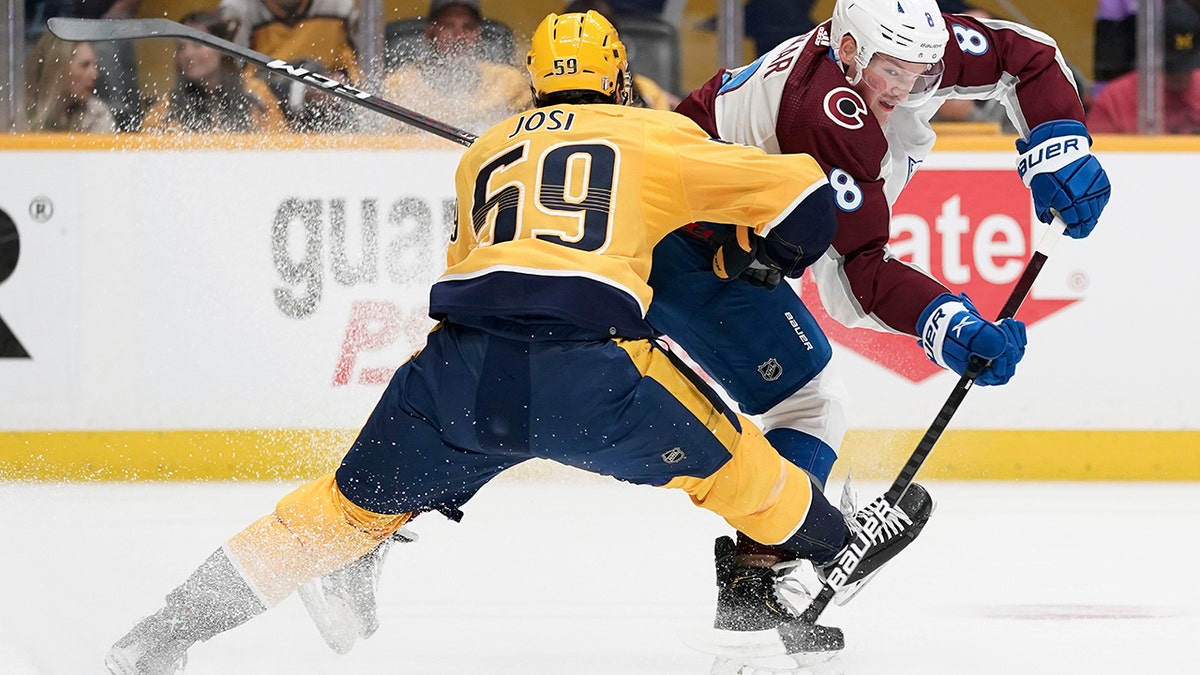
[526,11,632,104]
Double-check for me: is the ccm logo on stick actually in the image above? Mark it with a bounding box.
[265,59,372,100]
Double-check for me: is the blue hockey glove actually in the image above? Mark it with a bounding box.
[1015,119,1111,239]
[917,293,1028,386]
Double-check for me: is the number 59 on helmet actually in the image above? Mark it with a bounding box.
[526,11,632,105]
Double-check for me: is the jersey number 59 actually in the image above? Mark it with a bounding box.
[468,141,619,252]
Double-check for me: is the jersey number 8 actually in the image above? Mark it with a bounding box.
[829,168,863,212]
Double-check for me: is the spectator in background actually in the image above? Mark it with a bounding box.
[218,0,361,104]
[932,7,1007,130]
[565,0,680,109]
[380,0,529,137]
[1094,0,1139,97]
[933,6,1091,133]
[606,0,664,14]
[1093,0,1200,98]
[745,0,815,56]
[742,0,966,59]
[24,32,115,132]
[141,12,285,134]
[1088,0,1200,134]
[25,0,143,131]
[283,61,359,133]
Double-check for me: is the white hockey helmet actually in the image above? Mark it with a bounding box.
[831,0,948,105]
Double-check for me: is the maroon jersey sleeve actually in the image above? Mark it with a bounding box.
[674,73,723,138]
[778,79,948,336]
[941,14,1086,130]
[675,31,953,335]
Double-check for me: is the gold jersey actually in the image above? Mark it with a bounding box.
[429,103,830,338]
[220,0,360,81]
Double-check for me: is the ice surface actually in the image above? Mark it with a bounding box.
[1,476,1196,674]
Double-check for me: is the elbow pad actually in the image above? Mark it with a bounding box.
[759,182,838,277]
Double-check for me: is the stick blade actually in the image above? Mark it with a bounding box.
[46,17,190,42]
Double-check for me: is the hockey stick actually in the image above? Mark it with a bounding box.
[52,8,1071,637]
[795,215,1068,626]
[45,17,480,147]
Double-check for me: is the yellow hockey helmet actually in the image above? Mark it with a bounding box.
[526,11,631,104]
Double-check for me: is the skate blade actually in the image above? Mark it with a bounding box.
[683,625,840,663]
[104,650,137,675]
[104,647,186,675]
[711,652,837,675]
[682,625,789,658]
[297,581,359,655]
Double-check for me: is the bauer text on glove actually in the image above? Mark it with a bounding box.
[1015,119,1111,239]
[917,293,1028,386]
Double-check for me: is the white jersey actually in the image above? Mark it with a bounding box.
[675,14,1082,336]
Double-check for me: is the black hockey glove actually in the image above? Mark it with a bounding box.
[738,262,784,289]
[712,228,783,289]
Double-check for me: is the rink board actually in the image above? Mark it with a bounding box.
[0,428,1195,482]
[0,134,1196,481]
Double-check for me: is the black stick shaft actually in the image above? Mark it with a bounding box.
[45,17,479,147]
[50,13,1077,629]
[883,218,1063,505]
[800,218,1066,626]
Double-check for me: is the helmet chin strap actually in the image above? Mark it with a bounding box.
[836,47,866,88]
[832,36,866,88]
[847,56,867,87]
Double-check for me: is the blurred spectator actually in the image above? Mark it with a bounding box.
[933,7,1090,133]
[281,61,359,133]
[218,0,361,93]
[744,0,815,56]
[602,0,667,17]
[1093,0,1200,97]
[24,32,115,132]
[565,0,680,109]
[1094,0,1139,96]
[141,12,286,134]
[933,8,1006,129]
[716,0,968,59]
[380,0,529,136]
[1088,0,1200,134]
[25,0,143,131]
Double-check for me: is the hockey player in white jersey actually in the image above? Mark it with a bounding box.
[666,0,1110,663]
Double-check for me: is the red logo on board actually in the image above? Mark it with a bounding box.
[798,169,1078,382]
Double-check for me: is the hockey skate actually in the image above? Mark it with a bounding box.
[687,483,934,673]
[106,548,266,675]
[299,526,418,654]
[813,482,934,606]
[697,535,843,672]
[104,608,191,675]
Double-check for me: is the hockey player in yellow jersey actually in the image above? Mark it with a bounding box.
[103,12,932,673]
[435,43,835,339]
